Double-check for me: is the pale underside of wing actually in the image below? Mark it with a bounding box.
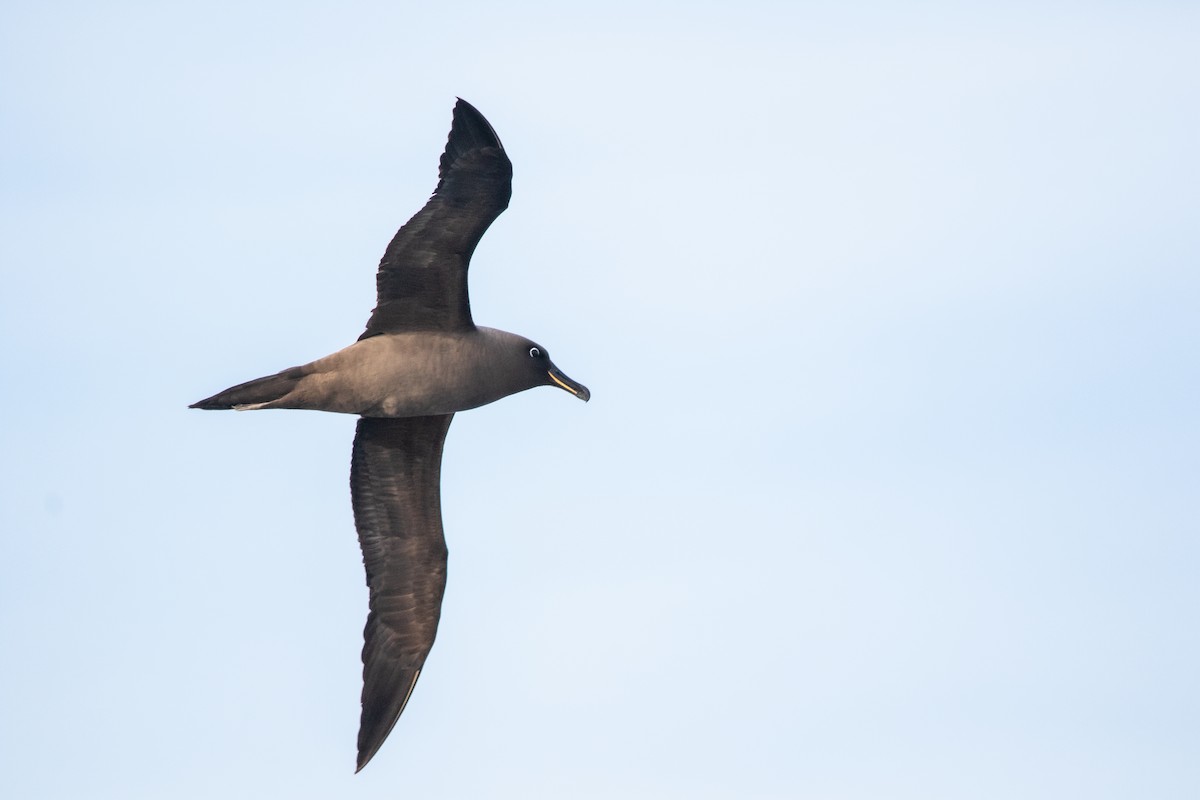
[350,414,454,771]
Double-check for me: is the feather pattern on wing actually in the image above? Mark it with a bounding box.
[350,414,454,771]
[360,99,512,337]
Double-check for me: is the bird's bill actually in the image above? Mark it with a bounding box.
[547,364,590,402]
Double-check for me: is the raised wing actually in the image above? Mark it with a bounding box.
[360,99,513,337]
[350,414,455,771]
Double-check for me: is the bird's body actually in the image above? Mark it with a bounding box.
[190,99,588,771]
[194,327,557,417]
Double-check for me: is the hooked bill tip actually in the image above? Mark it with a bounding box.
[547,367,590,402]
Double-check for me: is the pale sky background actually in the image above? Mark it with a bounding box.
[1,2,1197,798]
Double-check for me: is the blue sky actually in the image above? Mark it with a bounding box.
[1,2,1197,798]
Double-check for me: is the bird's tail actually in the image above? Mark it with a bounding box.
[189,366,306,410]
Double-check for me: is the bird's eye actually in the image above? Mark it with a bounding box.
[529,347,541,358]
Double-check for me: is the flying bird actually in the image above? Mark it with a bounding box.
[190,99,590,771]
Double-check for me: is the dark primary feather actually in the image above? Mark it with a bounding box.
[350,415,455,772]
[360,98,513,338]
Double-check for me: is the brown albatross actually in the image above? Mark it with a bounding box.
[190,99,590,771]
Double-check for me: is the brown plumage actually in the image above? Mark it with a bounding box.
[191,99,589,771]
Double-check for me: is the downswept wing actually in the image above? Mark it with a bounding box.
[350,414,455,771]
[361,98,513,337]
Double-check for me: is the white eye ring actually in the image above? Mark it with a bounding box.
[529,347,541,358]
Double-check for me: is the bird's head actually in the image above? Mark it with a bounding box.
[518,339,590,402]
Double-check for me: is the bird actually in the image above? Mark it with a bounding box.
[190,98,590,771]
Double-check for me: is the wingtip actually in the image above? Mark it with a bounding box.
[355,730,386,773]
[354,734,385,773]
[354,746,379,773]
[449,97,504,150]
[452,96,479,115]
[436,97,510,188]
[353,665,424,773]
